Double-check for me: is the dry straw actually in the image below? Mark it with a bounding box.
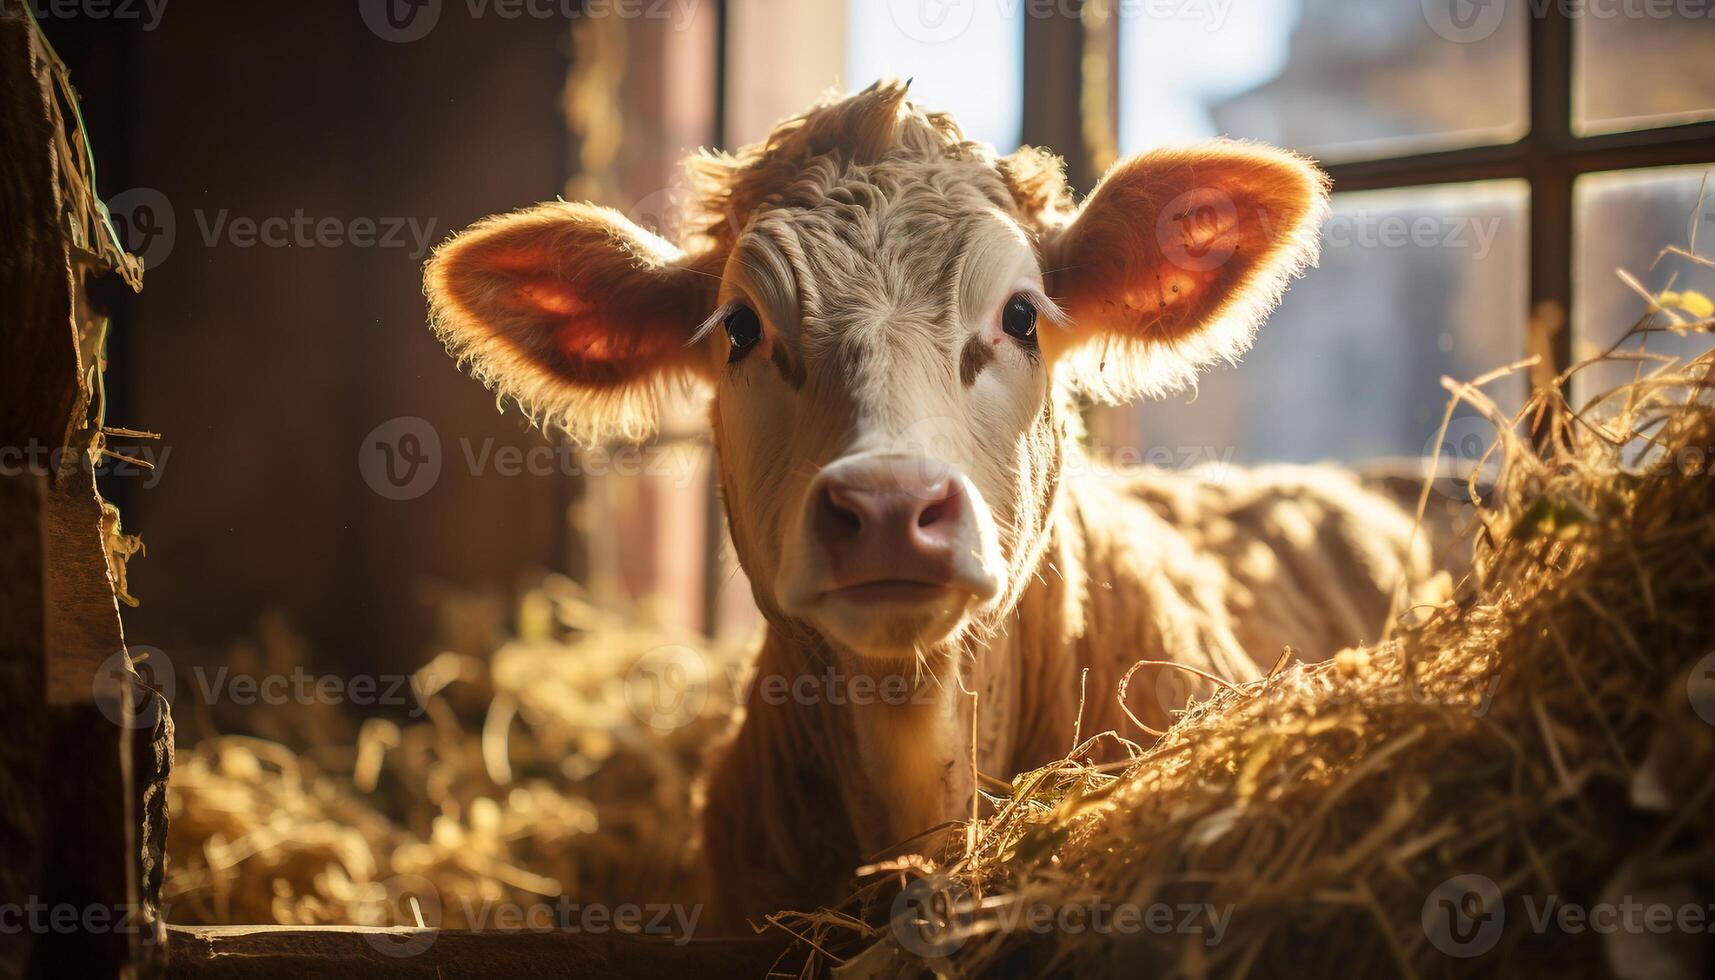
[164,579,745,933]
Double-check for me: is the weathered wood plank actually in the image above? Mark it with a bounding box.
[0,9,165,979]
[164,926,788,979]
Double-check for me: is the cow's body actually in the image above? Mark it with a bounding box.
[425,80,1426,931]
[701,458,1422,922]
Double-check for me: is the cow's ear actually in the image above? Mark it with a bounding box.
[1040,142,1328,402]
[425,201,718,443]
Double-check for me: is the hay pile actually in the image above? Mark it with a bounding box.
[780,268,1715,977]
[163,578,744,931]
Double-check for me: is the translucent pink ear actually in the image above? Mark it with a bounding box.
[1043,141,1329,402]
[425,201,716,442]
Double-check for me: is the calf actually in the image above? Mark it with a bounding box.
[425,81,1424,924]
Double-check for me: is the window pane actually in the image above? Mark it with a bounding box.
[846,2,1024,150]
[726,0,848,146]
[1573,166,1715,400]
[1119,0,1526,162]
[1576,7,1715,134]
[1095,182,1528,464]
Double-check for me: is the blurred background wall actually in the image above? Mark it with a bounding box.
[46,3,721,681]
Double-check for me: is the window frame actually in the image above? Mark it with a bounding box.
[1025,3,1715,394]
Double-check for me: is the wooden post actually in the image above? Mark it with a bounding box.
[0,7,167,978]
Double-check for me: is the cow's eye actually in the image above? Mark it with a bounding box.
[724,305,763,362]
[1001,295,1037,341]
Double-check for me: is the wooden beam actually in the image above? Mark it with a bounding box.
[1527,0,1576,381]
[1023,1,1094,190]
[165,926,788,979]
[0,8,167,978]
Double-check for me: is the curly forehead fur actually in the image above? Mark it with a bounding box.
[683,79,1072,256]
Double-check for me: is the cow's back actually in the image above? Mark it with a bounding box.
[1116,462,1429,662]
[1019,462,1431,758]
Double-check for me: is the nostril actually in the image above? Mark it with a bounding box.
[820,486,865,537]
[914,481,960,531]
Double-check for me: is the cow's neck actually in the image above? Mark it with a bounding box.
[766,510,1083,858]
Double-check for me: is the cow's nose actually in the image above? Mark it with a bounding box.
[811,459,964,590]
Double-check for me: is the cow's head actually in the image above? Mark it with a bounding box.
[426,81,1326,667]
